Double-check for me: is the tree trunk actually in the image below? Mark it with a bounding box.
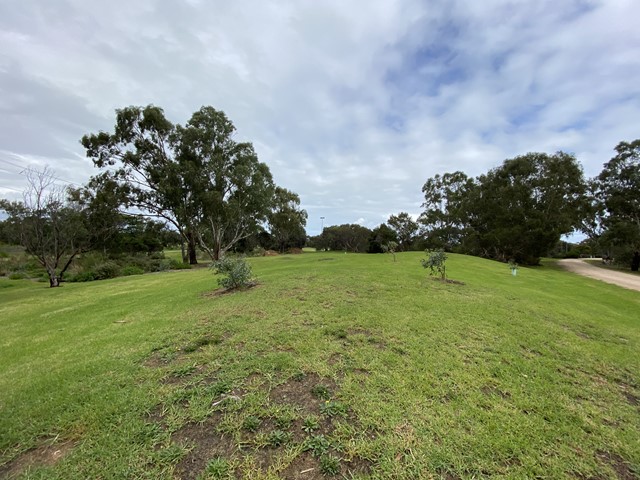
[187,231,198,265]
[180,238,187,264]
[48,273,61,287]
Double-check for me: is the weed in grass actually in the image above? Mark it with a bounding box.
[183,335,219,353]
[302,416,320,433]
[153,443,188,464]
[274,412,295,429]
[205,457,231,479]
[267,429,292,447]
[320,401,348,418]
[319,454,341,476]
[171,364,197,378]
[209,380,232,398]
[311,384,331,400]
[303,434,331,457]
[242,415,261,432]
[291,371,306,382]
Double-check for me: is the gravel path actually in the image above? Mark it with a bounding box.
[558,258,640,292]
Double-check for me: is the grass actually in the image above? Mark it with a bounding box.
[0,252,639,479]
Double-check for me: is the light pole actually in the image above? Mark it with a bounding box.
[320,216,325,232]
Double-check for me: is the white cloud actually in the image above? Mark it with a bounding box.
[0,0,638,235]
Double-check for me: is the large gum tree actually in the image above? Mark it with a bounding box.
[81,105,275,262]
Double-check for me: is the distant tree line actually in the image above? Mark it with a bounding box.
[308,140,640,270]
[1,103,638,287]
[417,143,640,268]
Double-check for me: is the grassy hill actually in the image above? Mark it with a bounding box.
[1,252,638,479]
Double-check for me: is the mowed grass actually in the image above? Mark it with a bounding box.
[0,252,638,479]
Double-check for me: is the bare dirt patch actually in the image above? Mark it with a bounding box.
[595,450,637,480]
[269,373,338,416]
[0,440,74,479]
[173,414,238,480]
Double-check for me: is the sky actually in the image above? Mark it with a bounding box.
[1,0,639,236]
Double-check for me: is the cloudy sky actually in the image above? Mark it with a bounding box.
[1,0,639,235]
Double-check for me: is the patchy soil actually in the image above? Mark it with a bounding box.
[162,372,374,479]
[173,414,239,480]
[0,440,74,479]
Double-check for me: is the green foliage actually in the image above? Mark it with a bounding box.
[211,256,254,290]
[319,400,348,417]
[316,224,372,252]
[319,454,341,475]
[387,212,418,251]
[419,153,588,264]
[267,187,308,252]
[82,105,281,262]
[367,223,397,253]
[301,416,320,433]
[267,429,292,447]
[8,272,27,280]
[93,261,121,280]
[421,249,448,281]
[594,139,640,269]
[121,266,144,276]
[303,434,331,457]
[311,384,331,400]
[242,415,261,432]
[205,457,231,479]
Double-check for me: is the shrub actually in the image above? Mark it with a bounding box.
[211,256,254,290]
[67,271,96,282]
[8,272,27,280]
[121,266,144,276]
[93,261,121,280]
[421,249,448,281]
[168,259,191,270]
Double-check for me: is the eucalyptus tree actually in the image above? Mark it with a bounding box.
[594,139,640,269]
[82,105,276,262]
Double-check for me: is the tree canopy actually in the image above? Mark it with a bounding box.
[81,105,283,261]
[419,152,587,264]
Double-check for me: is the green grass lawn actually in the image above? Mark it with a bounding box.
[1,252,638,479]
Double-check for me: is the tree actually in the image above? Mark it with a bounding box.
[81,105,277,262]
[321,224,371,252]
[421,249,448,281]
[175,107,275,260]
[367,223,397,253]
[267,187,307,252]
[419,172,475,250]
[468,152,587,264]
[387,212,418,251]
[594,139,640,268]
[0,168,90,287]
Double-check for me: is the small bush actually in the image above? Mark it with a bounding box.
[319,454,341,475]
[93,261,121,280]
[8,272,27,280]
[421,249,448,281]
[168,259,191,270]
[121,266,144,276]
[205,457,231,478]
[211,256,254,290]
[68,271,96,282]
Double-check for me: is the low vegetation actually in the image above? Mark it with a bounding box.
[1,252,638,479]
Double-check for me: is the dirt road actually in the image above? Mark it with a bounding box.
[558,259,640,292]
